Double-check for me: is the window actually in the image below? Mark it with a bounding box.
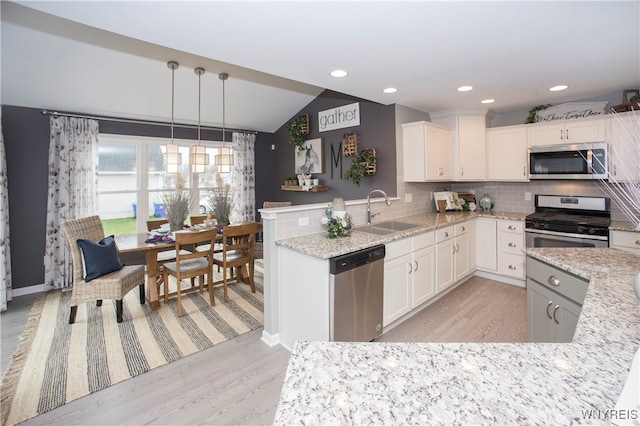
[97,134,230,235]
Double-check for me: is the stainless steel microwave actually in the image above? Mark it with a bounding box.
[528,142,607,180]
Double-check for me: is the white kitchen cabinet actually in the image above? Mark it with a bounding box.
[610,229,640,254]
[526,256,587,343]
[486,125,528,181]
[435,226,455,293]
[476,218,497,271]
[431,111,488,181]
[497,220,525,279]
[453,221,474,281]
[402,121,452,182]
[383,232,435,326]
[528,118,606,146]
[607,111,640,181]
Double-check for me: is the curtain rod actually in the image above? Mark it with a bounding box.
[41,110,258,135]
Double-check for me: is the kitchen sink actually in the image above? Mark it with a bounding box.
[371,220,421,231]
[355,221,421,235]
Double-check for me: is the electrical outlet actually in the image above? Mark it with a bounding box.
[525,192,531,201]
[405,193,413,203]
[298,217,309,226]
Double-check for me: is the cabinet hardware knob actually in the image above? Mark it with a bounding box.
[508,264,516,270]
[553,305,560,324]
[414,260,418,271]
[444,232,449,237]
[548,276,560,286]
[508,242,516,248]
[508,225,516,230]
[635,240,640,245]
[461,226,466,231]
[546,301,553,319]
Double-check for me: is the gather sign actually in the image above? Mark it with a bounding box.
[318,102,360,132]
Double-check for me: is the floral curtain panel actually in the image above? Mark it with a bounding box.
[44,116,99,290]
[0,109,12,311]
[231,132,256,222]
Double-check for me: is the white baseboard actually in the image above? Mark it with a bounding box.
[261,331,283,348]
[12,284,46,297]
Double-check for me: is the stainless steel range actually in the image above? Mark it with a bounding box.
[525,195,611,248]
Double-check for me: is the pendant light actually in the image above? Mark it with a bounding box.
[190,66,209,173]
[214,72,234,172]
[164,60,182,174]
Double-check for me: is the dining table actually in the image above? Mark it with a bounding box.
[115,222,262,310]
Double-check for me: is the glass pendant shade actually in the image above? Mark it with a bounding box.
[190,145,210,173]
[164,143,182,173]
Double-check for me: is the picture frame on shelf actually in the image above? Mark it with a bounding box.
[295,138,323,174]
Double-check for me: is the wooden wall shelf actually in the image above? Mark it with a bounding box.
[281,185,329,192]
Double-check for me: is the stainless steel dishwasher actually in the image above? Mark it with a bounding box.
[329,245,385,342]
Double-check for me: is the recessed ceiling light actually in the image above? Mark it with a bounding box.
[457,85,474,92]
[383,87,397,94]
[549,85,569,92]
[330,69,348,78]
[481,99,495,104]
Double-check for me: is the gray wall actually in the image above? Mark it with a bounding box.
[255,90,397,212]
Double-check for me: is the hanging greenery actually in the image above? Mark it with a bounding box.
[344,148,376,186]
[525,104,552,124]
[288,114,309,152]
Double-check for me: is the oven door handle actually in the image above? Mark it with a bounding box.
[525,228,608,241]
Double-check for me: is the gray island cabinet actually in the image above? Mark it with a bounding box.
[274,248,640,425]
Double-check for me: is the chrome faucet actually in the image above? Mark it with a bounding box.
[367,189,391,224]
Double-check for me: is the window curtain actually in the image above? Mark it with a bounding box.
[231,132,256,222]
[44,116,99,291]
[0,109,12,311]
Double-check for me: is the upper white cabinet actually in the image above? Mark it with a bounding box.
[528,118,606,146]
[607,111,640,181]
[431,111,488,181]
[402,121,452,182]
[486,125,529,181]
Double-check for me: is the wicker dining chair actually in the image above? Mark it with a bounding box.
[61,215,145,324]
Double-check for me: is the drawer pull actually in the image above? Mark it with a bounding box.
[508,225,516,230]
[408,262,412,274]
[508,265,516,270]
[546,301,553,319]
[548,276,560,286]
[508,242,516,248]
[553,305,560,324]
[414,260,418,271]
[444,231,449,237]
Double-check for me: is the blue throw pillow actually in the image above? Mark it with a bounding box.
[76,235,123,282]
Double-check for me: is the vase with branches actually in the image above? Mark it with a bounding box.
[162,182,190,232]
[207,172,235,225]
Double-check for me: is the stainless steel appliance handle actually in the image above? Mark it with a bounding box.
[525,228,608,241]
[587,149,593,174]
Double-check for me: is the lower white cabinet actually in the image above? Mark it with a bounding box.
[476,218,498,271]
[454,221,475,281]
[610,229,640,254]
[383,232,435,326]
[435,226,455,293]
[497,220,525,279]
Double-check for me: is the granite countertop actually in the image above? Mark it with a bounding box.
[276,211,528,260]
[274,248,640,424]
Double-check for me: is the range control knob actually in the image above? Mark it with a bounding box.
[589,227,595,234]
[543,223,550,230]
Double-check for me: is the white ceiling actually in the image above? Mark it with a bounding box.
[2,1,639,133]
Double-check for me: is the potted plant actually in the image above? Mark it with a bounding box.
[284,176,297,186]
[344,148,376,186]
[288,114,309,152]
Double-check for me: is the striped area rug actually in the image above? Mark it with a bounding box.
[0,262,264,426]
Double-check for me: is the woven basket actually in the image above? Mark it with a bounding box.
[364,148,376,175]
[342,132,358,156]
[299,113,310,135]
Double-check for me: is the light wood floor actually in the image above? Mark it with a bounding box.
[1,276,525,425]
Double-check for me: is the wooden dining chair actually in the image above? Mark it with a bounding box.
[162,229,219,316]
[189,215,208,226]
[146,219,168,232]
[61,216,145,324]
[212,222,258,303]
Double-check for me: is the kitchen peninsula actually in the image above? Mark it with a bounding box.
[273,247,640,424]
